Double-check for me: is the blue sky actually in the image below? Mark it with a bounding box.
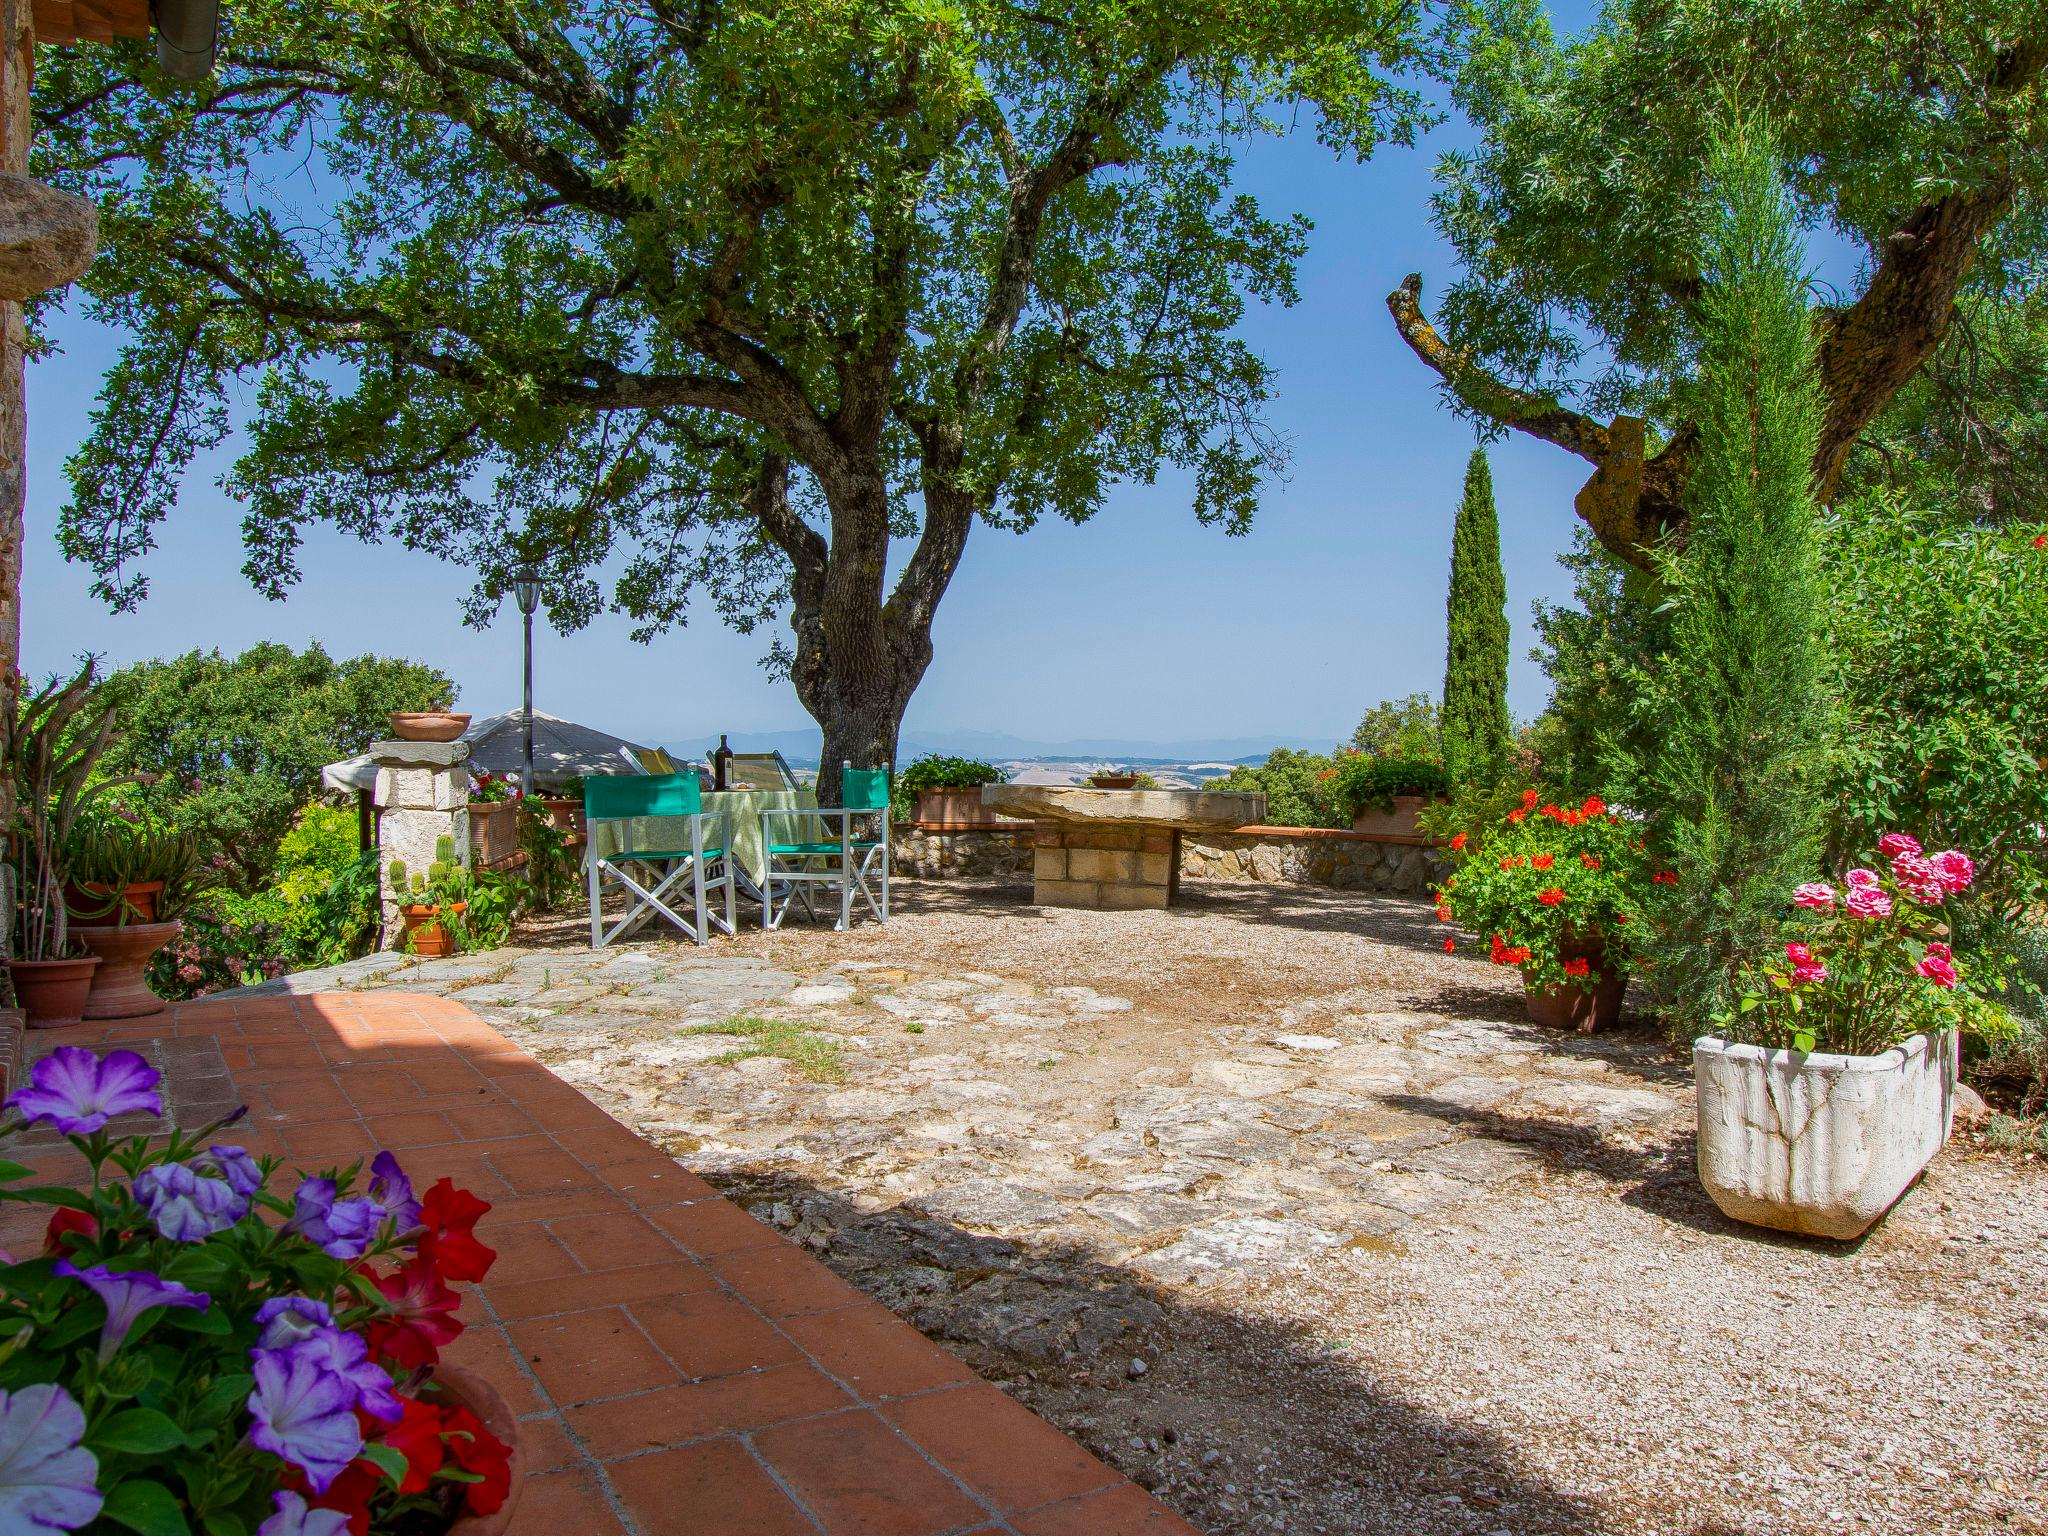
[24,14,1609,755]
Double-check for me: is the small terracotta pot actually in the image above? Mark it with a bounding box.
[1088,775,1139,789]
[8,956,103,1029]
[63,879,164,924]
[431,1362,525,1536]
[388,711,472,742]
[73,920,181,1020]
[401,902,467,958]
[1522,937,1628,1033]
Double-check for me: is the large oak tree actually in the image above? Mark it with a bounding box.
[1385,0,2047,570]
[40,0,1424,799]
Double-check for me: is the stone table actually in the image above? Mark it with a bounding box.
[982,784,1265,910]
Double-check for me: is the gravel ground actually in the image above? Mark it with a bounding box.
[494,878,2048,1534]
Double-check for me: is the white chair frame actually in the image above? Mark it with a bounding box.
[759,803,890,932]
[586,806,735,947]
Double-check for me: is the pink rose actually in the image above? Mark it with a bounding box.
[1791,882,1836,910]
[1878,833,1922,860]
[1784,940,1828,986]
[1844,868,1880,889]
[1845,884,1893,919]
[1890,854,1947,906]
[1929,850,1975,894]
[1916,942,1958,990]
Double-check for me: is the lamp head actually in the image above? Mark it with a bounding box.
[511,562,544,617]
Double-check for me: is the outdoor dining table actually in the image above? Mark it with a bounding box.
[581,785,822,891]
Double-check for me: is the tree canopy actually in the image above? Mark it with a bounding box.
[1387,0,2048,567]
[39,0,1427,796]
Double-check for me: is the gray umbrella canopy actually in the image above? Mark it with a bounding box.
[320,709,653,795]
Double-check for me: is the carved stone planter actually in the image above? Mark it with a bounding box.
[73,920,181,1020]
[1693,1030,1957,1240]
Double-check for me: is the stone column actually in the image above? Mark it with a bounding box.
[371,739,471,948]
[1031,822,1179,910]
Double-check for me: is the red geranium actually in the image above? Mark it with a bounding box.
[375,1398,448,1494]
[1537,887,1567,906]
[1531,853,1554,870]
[416,1179,496,1283]
[366,1257,466,1369]
[441,1404,514,1515]
[42,1208,98,1256]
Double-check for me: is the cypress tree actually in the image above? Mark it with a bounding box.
[1440,448,1513,785]
[1635,119,1830,1035]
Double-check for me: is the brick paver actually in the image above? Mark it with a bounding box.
[1,994,1201,1536]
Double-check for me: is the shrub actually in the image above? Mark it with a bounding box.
[1328,755,1449,820]
[1204,749,1344,828]
[894,754,1007,821]
[1441,449,1512,786]
[1349,694,1440,761]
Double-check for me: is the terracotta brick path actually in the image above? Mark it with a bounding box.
[2,994,1200,1536]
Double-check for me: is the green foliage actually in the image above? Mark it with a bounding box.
[1434,791,1648,988]
[7,660,119,960]
[1627,124,1830,1036]
[516,804,575,912]
[895,754,1006,820]
[1440,449,1512,785]
[1349,693,1440,760]
[64,809,212,924]
[1823,506,2048,918]
[91,644,452,889]
[1204,749,1344,828]
[1326,755,1449,820]
[682,1015,845,1083]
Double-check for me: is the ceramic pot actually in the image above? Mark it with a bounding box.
[72,921,181,1020]
[1088,775,1139,789]
[1694,1030,1957,1239]
[429,1362,525,1536]
[63,879,164,924]
[1522,937,1628,1032]
[8,956,103,1029]
[469,801,520,868]
[388,711,472,743]
[401,902,467,958]
[539,797,586,842]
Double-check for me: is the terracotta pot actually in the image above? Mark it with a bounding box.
[539,797,586,842]
[63,879,164,924]
[1522,938,1628,1033]
[1088,775,1139,789]
[73,920,181,1020]
[1349,794,1440,842]
[468,801,520,868]
[400,902,467,959]
[8,956,103,1029]
[429,1362,526,1536]
[388,711,472,743]
[912,787,1014,830]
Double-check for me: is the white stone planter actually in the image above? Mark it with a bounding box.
[1693,1031,1957,1240]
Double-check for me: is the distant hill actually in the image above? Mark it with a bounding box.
[656,728,1308,772]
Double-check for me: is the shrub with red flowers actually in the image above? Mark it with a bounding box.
[0,1047,511,1536]
[1433,790,1650,990]
[1728,833,2019,1057]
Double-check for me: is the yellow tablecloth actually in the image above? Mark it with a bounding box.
[585,787,821,885]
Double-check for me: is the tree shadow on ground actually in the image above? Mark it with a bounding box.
[718,1165,1618,1536]
[1381,1092,1870,1254]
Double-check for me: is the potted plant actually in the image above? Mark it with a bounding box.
[1087,765,1142,789]
[1329,753,1450,839]
[4,664,118,1028]
[538,777,586,843]
[389,838,470,959]
[66,811,212,1020]
[1433,789,1647,1031]
[897,755,1010,827]
[0,1044,519,1532]
[1695,834,1994,1239]
[387,692,470,743]
[466,771,520,868]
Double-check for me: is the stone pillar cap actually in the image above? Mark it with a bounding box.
[368,739,471,766]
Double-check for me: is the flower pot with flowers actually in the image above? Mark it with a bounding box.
[1433,789,1648,1031]
[1694,834,2000,1240]
[465,773,520,870]
[0,1044,517,1535]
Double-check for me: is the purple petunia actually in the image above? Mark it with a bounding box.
[132,1161,248,1243]
[258,1491,351,1536]
[203,1145,264,1199]
[367,1151,420,1234]
[253,1297,335,1352]
[281,1178,382,1261]
[0,1383,103,1532]
[5,1048,161,1135]
[52,1262,209,1363]
[244,1346,364,1493]
[278,1328,402,1423]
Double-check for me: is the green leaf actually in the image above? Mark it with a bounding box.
[100,1478,193,1536]
[0,1185,96,1211]
[1791,1030,1817,1054]
[201,1513,247,1536]
[361,1442,410,1489]
[188,1373,254,1429]
[0,1159,33,1183]
[92,1407,188,1454]
[160,1304,230,1335]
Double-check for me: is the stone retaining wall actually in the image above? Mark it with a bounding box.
[891,824,1449,895]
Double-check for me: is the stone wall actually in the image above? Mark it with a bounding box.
[890,823,1449,896]
[890,824,1035,879]
[1181,828,1450,896]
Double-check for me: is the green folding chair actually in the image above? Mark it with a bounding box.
[584,773,734,947]
[760,762,891,930]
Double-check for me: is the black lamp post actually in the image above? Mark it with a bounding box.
[511,562,545,799]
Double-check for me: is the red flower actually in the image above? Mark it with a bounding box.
[286,1462,378,1536]
[1582,795,1607,816]
[42,1208,98,1256]
[1442,937,1456,953]
[1506,809,1526,824]
[1531,853,1554,870]
[371,1398,447,1494]
[1450,832,1468,851]
[2035,534,2047,549]
[416,1179,496,1283]
[1435,904,1453,922]
[1500,855,1523,870]
[1521,789,1539,809]
[1651,871,1679,885]
[367,1257,466,1369]
[1537,887,1567,906]
[1581,853,1601,869]
[441,1404,514,1515]
[1562,957,1591,978]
